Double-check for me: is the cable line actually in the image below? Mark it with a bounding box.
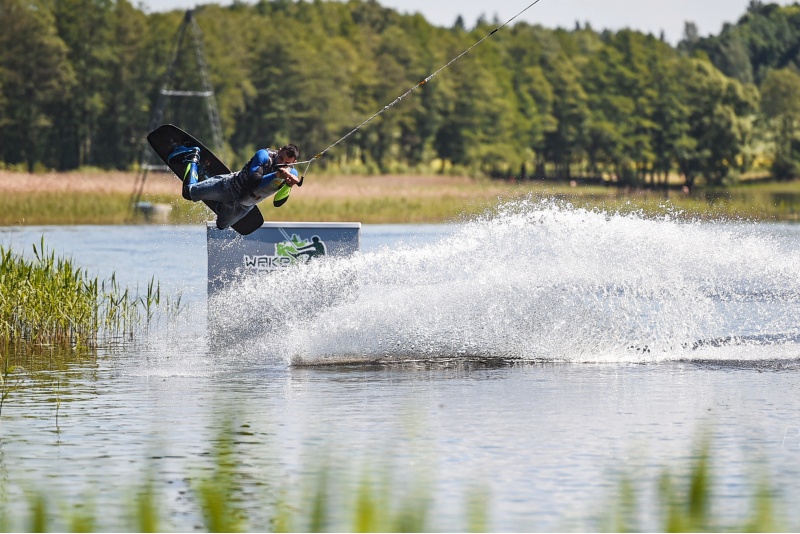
[294,0,545,179]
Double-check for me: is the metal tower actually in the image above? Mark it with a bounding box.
[131,9,224,210]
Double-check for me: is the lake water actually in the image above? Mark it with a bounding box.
[2,200,800,531]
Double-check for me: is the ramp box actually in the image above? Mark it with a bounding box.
[207,221,361,294]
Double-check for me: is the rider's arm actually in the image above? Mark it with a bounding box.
[256,167,298,188]
[241,149,273,191]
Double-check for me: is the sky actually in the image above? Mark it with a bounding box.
[139,0,797,44]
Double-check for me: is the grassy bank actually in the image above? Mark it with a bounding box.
[0,170,528,225]
[3,170,800,225]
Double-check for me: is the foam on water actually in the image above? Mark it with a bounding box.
[208,200,800,365]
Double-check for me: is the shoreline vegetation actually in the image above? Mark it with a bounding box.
[0,237,181,418]
[2,170,800,226]
[0,236,177,353]
[0,431,790,532]
[4,1,800,191]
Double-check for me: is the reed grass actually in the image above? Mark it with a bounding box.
[561,186,800,222]
[157,186,800,224]
[0,238,151,348]
[0,192,139,225]
[3,171,800,225]
[0,239,183,420]
[268,195,503,224]
[0,431,790,532]
[603,438,787,533]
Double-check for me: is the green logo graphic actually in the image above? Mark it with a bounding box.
[276,233,327,263]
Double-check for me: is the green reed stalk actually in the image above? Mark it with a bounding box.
[0,354,21,419]
[0,432,792,532]
[607,439,785,533]
[132,478,159,533]
[28,493,47,533]
[195,433,243,533]
[0,239,176,350]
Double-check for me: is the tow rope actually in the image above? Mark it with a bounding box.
[290,0,546,182]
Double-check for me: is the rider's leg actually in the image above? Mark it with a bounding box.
[168,146,201,201]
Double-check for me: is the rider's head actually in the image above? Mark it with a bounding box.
[277,144,299,164]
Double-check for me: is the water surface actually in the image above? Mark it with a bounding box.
[2,201,800,531]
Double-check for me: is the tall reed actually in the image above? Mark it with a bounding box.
[0,238,170,350]
[6,175,800,225]
[0,433,790,532]
[0,239,182,420]
[606,440,785,533]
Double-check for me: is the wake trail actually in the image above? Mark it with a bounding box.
[207,199,800,365]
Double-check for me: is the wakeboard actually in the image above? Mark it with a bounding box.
[146,124,264,235]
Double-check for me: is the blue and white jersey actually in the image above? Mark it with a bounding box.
[239,167,298,206]
[233,148,298,206]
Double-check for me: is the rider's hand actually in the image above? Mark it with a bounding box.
[277,166,300,186]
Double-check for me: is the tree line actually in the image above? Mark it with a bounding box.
[1,0,799,188]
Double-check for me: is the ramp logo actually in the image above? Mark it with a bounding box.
[277,231,327,263]
[243,229,327,272]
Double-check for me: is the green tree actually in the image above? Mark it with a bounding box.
[676,59,758,188]
[0,0,776,183]
[434,34,525,175]
[366,24,427,172]
[232,11,360,169]
[51,0,118,168]
[505,24,556,178]
[582,42,632,180]
[0,62,6,140]
[682,2,800,85]
[541,46,589,179]
[760,68,800,179]
[649,57,692,187]
[187,5,261,163]
[93,0,154,168]
[716,34,754,84]
[0,0,75,171]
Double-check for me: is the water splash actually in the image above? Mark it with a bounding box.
[208,200,800,365]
